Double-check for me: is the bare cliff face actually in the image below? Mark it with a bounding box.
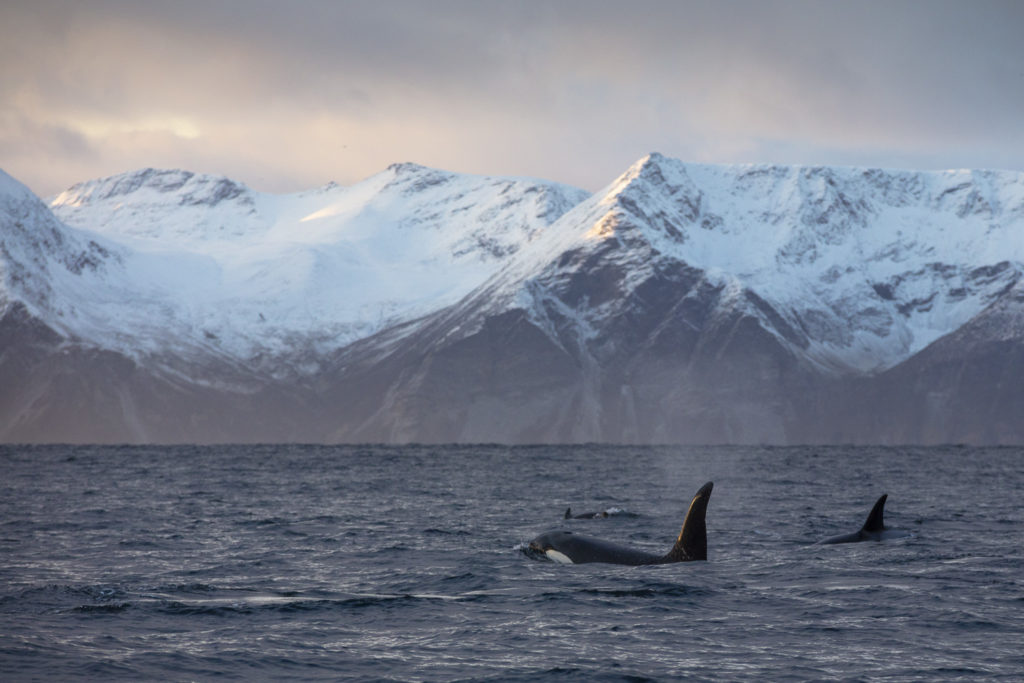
[3,155,1024,444]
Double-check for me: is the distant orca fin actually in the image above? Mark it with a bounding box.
[862,494,888,533]
[564,507,572,519]
[664,481,713,562]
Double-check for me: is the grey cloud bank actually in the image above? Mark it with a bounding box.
[2,0,1022,196]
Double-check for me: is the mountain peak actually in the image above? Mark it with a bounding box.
[385,161,437,177]
[0,168,42,205]
[608,153,699,193]
[378,161,459,194]
[639,150,669,166]
[587,153,704,242]
[616,152,673,185]
[51,168,252,210]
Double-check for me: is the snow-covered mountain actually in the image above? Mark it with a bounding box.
[504,154,1024,373]
[37,164,589,371]
[3,155,1023,443]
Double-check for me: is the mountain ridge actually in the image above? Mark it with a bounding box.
[3,156,1024,444]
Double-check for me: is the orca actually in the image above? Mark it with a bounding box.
[529,482,713,565]
[818,494,905,544]
[564,507,609,519]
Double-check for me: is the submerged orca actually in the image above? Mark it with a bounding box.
[564,507,609,519]
[818,494,904,544]
[529,482,713,565]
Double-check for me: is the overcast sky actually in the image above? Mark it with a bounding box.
[2,0,1023,197]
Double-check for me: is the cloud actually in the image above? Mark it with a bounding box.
[2,0,1022,197]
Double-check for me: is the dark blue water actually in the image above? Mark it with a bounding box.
[2,444,1022,681]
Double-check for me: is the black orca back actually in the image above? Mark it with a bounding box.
[530,481,714,565]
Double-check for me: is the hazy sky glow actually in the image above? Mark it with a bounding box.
[2,0,1023,196]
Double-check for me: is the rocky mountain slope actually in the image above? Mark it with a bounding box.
[2,155,1023,443]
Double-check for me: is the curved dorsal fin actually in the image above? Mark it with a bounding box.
[861,494,887,532]
[664,481,713,562]
[564,507,572,519]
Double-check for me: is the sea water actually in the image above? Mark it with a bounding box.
[2,444,1022,680]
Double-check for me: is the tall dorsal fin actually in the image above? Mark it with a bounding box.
[564,507,572,519]
[861,494,887,533]
[664,481,713,562]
